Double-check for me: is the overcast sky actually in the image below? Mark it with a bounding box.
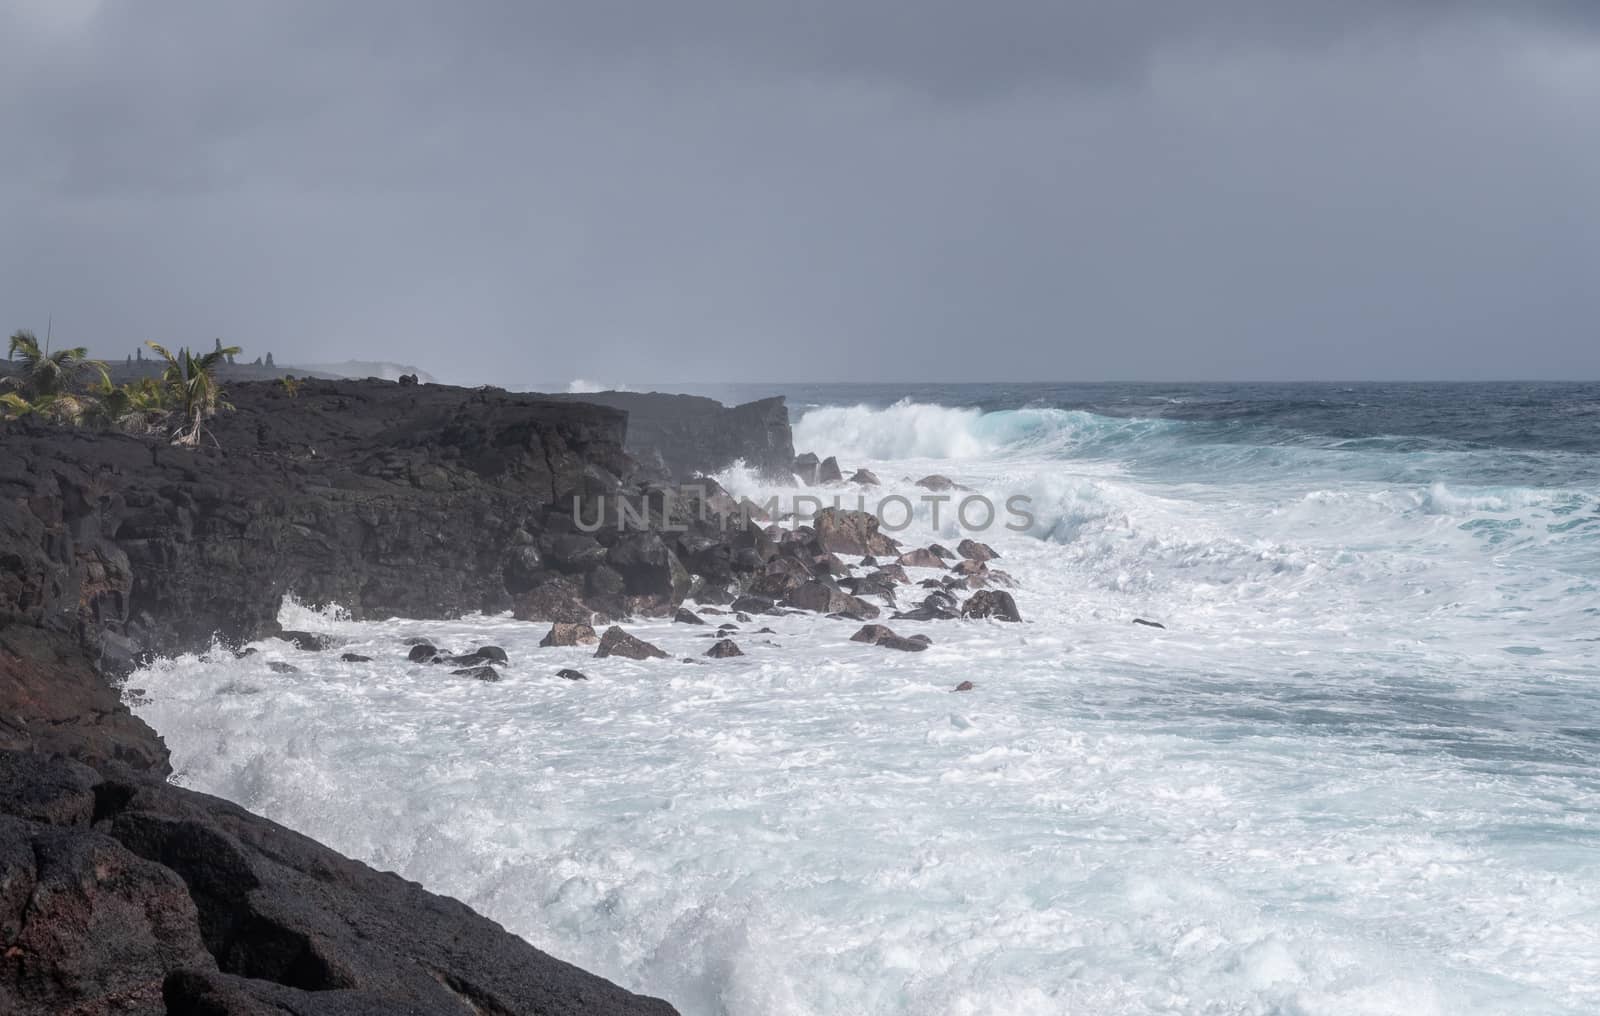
[2,2,1597,384]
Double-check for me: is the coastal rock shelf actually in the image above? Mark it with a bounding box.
[0,377,1020,1015]
[0,750,677,1015]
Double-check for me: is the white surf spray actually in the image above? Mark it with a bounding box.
[131,401,1600,1016]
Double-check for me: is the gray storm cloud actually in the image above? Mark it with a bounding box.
[1,2,1596,383]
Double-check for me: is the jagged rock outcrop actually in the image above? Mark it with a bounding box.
[547,391,795,482]
[0,380,635,667]
[0,379,799,668]
[0,751,677,1015]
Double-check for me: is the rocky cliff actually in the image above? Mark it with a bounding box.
[546,391,795,481]
[0,379,702,1014]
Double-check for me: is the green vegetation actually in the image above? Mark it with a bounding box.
[2,328,246,446]
[145,341,241,445]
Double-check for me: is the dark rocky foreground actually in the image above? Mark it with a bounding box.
[0,750,677,1015]
[0,377,1017,1014]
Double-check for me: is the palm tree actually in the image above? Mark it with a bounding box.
[146,341,241,445]
[82,368,167,434]
[5,329,104,401]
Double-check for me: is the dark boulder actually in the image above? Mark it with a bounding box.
[848,468,880,486]
[704,639,744,659]
[873,563,910,584]
[606,533,691,603]
[849,623,930,652]
[962,589,1023,623]
[407,643,439,662]
[914,474,971,492]
[892,589,962,622]
[929,544,956,560]
[437,647,506,668]
[953,680,975,692]
[729,594,777,616]
[512,576,593,624]
[897,548,946,569]
[957,539,999,562]
[556,668,590,681]
[673,607,706,625]
[594,626,669,660]
[842,571,900,603]
[585,564,627,598]
[817,456,844,484]
[539,622,599,647]
[812,507,899,558]
[792,452,821,485]
[850,624,897,645]
[784,580,881,619]
[1132,618,1167,629]
[451,665,501,681]
[340,653,372,663]
[550,533,608,572]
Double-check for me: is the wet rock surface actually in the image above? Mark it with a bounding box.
[0,751,678,1015]
[594,626,669,660]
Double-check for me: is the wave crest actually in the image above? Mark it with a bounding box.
[792,400,1174,461]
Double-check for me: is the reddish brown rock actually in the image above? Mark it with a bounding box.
[594,626,669,660]
[540,622,599,647]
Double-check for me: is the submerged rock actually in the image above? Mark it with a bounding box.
[848,468,880,486]
[451,665,501,681]
[407,643,439,662]
[438,648,506,668]
[673,607,706,625]
[705,638,744,658]
[954,680,976,692]
[267,661,300,674]
[340,652,372,662]
[914,474,970,492]
[1132,618,1167,629]
[555,668,590,681]
[849,623,930,652]
[276,629,335,651]
[594,626,669,660]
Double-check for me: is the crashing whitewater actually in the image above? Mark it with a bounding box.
[132,397,1600,1016]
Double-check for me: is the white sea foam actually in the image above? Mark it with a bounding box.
[130,412,1600,1016]
[568,379,634,393]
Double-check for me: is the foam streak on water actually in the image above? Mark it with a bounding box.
[133,388,1600,1015]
